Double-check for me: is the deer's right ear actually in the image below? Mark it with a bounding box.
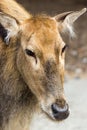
[0,12,19,45]
[54,8,87,37]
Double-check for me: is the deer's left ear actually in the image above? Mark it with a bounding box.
[54,8,87,37]
[0,12,19,45]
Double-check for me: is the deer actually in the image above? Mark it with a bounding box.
[0,0,86,130]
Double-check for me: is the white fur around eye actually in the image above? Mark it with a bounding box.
[31,57,40,70]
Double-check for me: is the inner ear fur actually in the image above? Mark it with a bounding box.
[0,12,20,45]
[54,8,87,37]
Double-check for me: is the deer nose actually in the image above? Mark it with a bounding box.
[51,103,69,120]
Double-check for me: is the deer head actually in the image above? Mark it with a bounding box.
[0,8,86,120]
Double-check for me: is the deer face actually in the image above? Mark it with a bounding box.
[18,17,68,120]
[0,8,86,121]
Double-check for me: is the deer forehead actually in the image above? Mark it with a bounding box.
[21,18,64,54]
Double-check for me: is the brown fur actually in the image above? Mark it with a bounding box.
[0,1,86,130]
[0,0,31,21]
[0,1,36,130]
[0,15,66,130]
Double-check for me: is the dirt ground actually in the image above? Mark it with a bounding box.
[17,0,87,76]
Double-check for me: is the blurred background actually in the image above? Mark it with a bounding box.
[17,0,87,78]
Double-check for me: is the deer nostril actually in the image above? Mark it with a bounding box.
[51,103,60,114]
[51,103,69,120]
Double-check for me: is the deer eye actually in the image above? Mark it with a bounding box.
[25,49,37,63]
[25,49,35,57]
[62,45,68,54]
